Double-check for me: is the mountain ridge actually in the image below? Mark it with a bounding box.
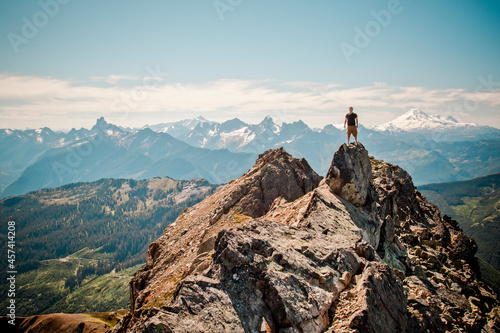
[2,111,500,198]
[112,144,500,332]
[0,121,254,199]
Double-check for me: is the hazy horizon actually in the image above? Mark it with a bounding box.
[3,108,500,132]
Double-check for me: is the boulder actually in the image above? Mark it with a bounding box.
[325,143,373,207]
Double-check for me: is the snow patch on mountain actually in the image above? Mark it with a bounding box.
[219,127,255,149]
[145,116,213,137]
[374,108,482,132]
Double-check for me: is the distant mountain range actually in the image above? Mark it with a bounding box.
[137,109,500,185]
[1,109,499,198]
[0,118,254,198]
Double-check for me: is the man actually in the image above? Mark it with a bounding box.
[344,106,358,144]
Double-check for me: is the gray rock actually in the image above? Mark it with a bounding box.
[325,143,374,207]
[235,147,323,217]
[112,144,500,333]
[347,262,408,333]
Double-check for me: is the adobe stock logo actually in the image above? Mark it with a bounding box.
[340,0,411,64]
[213,0,243,21]
[7,0,71,54]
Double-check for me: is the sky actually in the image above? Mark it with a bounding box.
[0,0,499,130]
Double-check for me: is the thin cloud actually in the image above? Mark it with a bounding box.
[90,75,144,84]
[0,73,498,129]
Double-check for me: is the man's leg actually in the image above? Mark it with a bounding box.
[347,129,351,144]
[354,129,358,144]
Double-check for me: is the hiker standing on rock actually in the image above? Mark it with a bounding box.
[344,106,358,144]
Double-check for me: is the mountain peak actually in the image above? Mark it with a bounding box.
[405,108,428,118]
[281,119,310,133]
[260,115,275,125]
[90,117,125,136]
[255,146,290,164]
[255,116,279,135]
[220,118,246,132]
[195,115,209,121]
[238,147,322,216]
[96,116,108,127]
[374,108,478,132]
[113,144,498,332]
[91,117,110,132]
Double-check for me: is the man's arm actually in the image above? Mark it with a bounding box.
[356,116,358,128]
[344,116,347,129]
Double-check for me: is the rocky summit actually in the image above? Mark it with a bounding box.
[112,144,499,333]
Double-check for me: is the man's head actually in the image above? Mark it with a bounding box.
[349,107,353,113]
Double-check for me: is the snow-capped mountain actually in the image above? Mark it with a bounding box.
[144,116,213,137]
[373,109,500,141]
[375,109,481,131]
[149,110,500,152]
[174,116,289,152]
[2,110,500,197]
[140,111,499,185]
[0,118,254,198]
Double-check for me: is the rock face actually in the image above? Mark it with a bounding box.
[325,143,374,207]
[112,144,499,333]
[228,147,322,217]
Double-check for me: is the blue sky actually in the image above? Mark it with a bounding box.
[0,0,499,129]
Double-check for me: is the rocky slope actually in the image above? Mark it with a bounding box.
[112,144,499,332]
[419,174,500,280]
[0,310,126,333]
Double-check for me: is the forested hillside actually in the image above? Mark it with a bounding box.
[0,177,217,316]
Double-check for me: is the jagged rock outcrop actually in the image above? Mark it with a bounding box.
[112,144,499,333]
[227,147,322,217]
[325,143,374,207]
[121,148,322,319]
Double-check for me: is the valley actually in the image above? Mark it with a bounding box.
[0,176,217,316]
